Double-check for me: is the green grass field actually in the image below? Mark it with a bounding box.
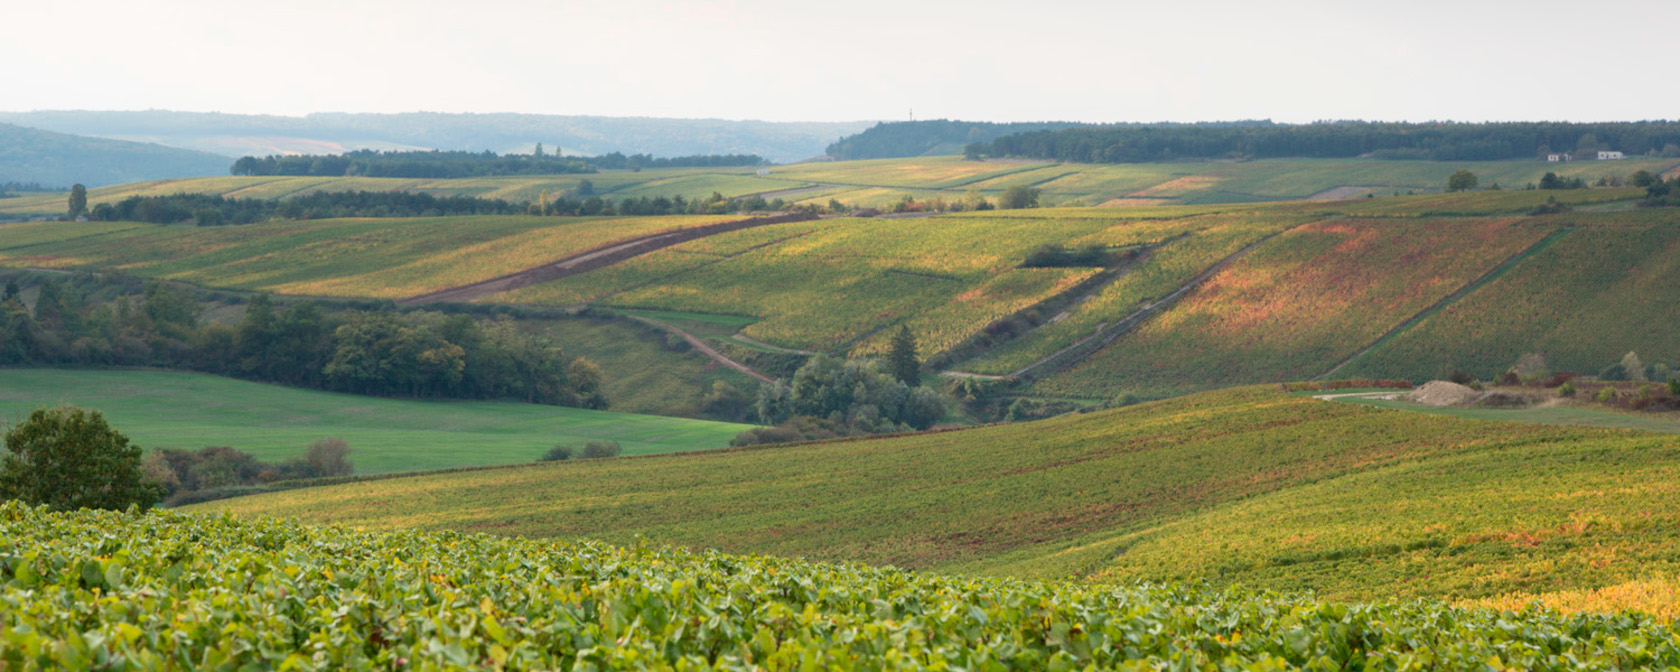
[0,369,753,473]
[200,386,1680,612]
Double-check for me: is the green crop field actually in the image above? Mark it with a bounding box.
[201,386,1680,613]
[0,214,735,299]
[1033,217,1554,399]
[1340,211,1680,380]
[0,369,752,473]
[15,505,1680,670]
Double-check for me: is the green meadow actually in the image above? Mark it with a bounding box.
[0,368,754,474]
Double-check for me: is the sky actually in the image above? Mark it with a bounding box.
[6,0,1678,123]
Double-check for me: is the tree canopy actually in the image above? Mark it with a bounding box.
[0,406,162,511]
[973,121,1680,163]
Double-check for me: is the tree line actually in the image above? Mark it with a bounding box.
[0,274,606,408]
[81,189,817,225]
[0,181,53,197]
[229,149,766,178]
[824,120,1091,160]
[970,121,1680,163]
[87,191,525,224]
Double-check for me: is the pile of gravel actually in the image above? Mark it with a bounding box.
[1405,381,1481,407]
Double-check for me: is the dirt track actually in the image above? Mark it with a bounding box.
[625,315,773,383]
[400,212,818,305]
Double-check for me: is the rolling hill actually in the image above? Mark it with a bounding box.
[8,186,1678,404]
[5,155,1670,220]
[0,122,229,188]
[198,385,1680,611]
[0,110,874,163]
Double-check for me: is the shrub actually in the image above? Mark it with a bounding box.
[1112,392,1142,408]
[541,445,574,461]
[580,441,623,459]
[1558,382,1576,398]
[1670,378,1680,397]
[305,438,353,478]
[664,333,692,352]
[1449,370,1475,385]
[1597,387,1618,403]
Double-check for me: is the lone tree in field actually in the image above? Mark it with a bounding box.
[0,406,162,511]
[1446,170,1478,192]
[999,185,1040,209]
[888,325,920,385]
[66,184,87,220]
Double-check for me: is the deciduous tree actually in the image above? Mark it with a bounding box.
[0,406,162,511]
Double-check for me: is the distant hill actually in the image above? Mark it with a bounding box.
[0,111,875,164]
[0,123,229,187]
[824,120,1090,159]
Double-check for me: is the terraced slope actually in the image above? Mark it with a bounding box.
[201,386,1680,608]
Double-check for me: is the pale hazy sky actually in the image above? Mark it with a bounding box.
[6,0,1677,123]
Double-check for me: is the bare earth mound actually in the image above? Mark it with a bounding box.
[1406,380,1480,407]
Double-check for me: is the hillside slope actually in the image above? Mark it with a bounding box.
[201,386,1679,606]
[0,122,229,187]
[0,110,873,163]
[1340,210,1680,380]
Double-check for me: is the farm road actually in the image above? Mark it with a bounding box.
[625,314,773,383]
[401,212,817,305]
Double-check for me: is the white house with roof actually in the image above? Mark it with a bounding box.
[1598,150,1625,160]
[1547,153,1571,162]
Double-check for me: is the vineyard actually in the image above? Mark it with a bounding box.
[200,386,1680,611]
[1032,217,1554,399]
[0,369,752,473]
[12,503,1680,670]
[504,214,1132,354]
[9,156,1669,222]
[957,209,1319,375]
[1341,215,1680,381]
[0,214,735,299]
